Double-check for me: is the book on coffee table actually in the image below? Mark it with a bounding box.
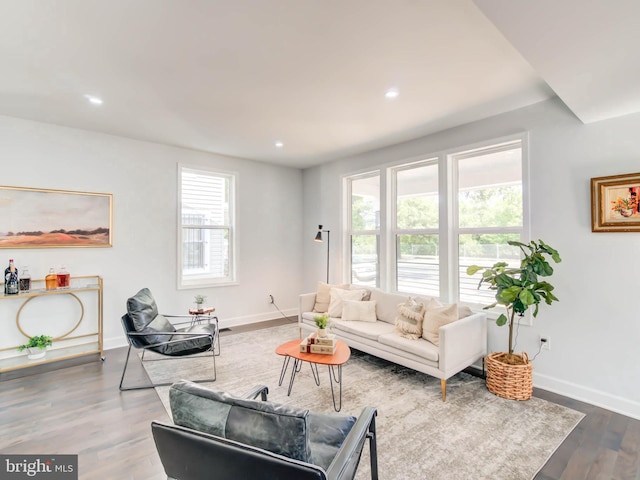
[299,333,338,354]
[307,332,336,346]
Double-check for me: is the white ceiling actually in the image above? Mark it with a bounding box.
[0,1,638,169]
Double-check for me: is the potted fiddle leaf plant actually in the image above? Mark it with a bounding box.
[18,334,53,360]
[466,239,561,400]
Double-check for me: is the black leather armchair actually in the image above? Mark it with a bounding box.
[119,288,217,391]
[152,380,378,480]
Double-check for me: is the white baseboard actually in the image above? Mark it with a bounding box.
[533,371,640,420]
[103,308,298,352]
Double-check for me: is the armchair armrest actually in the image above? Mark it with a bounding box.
[326,406,378,480]
[161,314,206,328]
[439,312,487,376]
[242,385,269,401]
[126,330,214,350]
[299,293,317,322]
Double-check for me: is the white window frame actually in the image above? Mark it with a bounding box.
[344,170,381,287]
[448,136,530,311]
[178,164,237,289]
[342,134,529,313]
[390,157,440,297]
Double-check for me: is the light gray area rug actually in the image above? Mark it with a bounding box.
[142,323,584,480]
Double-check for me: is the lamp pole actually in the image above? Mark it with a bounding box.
[315,225,331,283]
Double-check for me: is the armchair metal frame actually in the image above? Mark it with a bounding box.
[119,315,218,391]
[152,385,378,480]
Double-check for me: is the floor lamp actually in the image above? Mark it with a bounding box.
[314,225,330,283]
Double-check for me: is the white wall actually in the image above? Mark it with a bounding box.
[302,98,640,419]
[1,115,303,350]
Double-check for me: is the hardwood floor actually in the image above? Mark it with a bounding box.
[1,318,639,479]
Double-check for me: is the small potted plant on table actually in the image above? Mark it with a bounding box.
[314,314,329,338]
[194,294,207,313]
[18,334,53,360]
[467,239,561,400]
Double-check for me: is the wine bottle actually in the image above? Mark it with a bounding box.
[4,259,19,295]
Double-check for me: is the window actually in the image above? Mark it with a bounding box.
[392,159,439,296]
[179,166,236,288]
[344,136,527,308]
[454,141,524,305]
[347,173,380,287]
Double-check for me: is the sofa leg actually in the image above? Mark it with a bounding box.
[441,379,446,402]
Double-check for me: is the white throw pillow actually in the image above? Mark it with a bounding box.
[342,300,377,322]
[422,298,458,346]
[394,297,425,340]
[313,281,349,313]
[328,288,367,318]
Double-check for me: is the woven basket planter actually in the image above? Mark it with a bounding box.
[485,352,533,401]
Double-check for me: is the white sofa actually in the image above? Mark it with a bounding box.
[299,287,487,401]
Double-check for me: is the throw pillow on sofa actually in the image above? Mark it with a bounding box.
[422,298,459,346]
[328,288,367,317]
[394,297,425,340]
[342,300,377,322]
[313,281,349,313]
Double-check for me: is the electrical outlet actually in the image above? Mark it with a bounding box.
[268,294,274,304]
[540,336,551,350]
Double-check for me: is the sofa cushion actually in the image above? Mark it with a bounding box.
[328,288,367,317]
[369,289,410,324]
[169,380,355,472]
[394,297,425,340]
[342,300,377,322]
[378,333,440,362]
[127,287,160,330]
[332,318,395,341]
[422,298,459,346]
[313,282,349,313]
[308,411,356,470]
[170,380,313,463]
[126,288,176,346]
[158,323,214,356]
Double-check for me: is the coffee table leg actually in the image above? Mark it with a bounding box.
[328,365,343,412]
[310,362,320,386]
[278,356,291,386]
[287,358,301,396]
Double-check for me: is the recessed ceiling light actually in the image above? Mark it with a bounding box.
[275,141,284,148]
[84,95,103,105]
[385,89,399,99]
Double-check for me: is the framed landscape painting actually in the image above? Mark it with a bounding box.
[591,172,640,232]
[0,186,113,248]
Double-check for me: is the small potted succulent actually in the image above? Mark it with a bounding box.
[194,294,207,313]
[314,314,329,337]
[18,334,53,360]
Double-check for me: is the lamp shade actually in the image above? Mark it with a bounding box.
[315,225,323,242]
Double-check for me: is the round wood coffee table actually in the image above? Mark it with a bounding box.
[275,339,351,411]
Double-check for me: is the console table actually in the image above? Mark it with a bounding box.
[0,275,103,374]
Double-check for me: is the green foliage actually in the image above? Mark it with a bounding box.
[314,314,328,329]
[466,240,561,355]
[397,197,438,230]
[18,335,53,352]
[194,294,207,304]
[351,195,378,231]
[459,185,523,228]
